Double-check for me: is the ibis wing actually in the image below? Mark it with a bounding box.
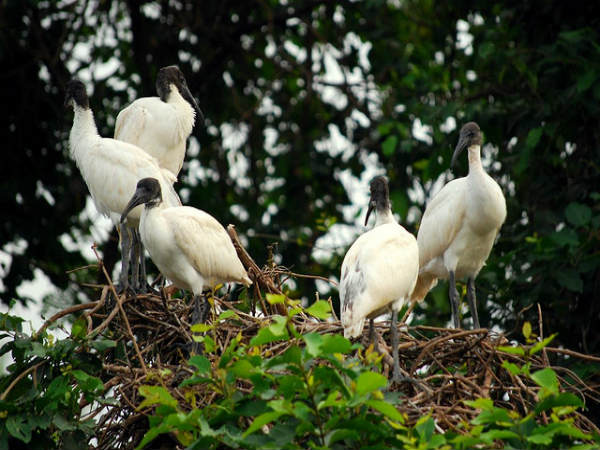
[167,207,250,286]
[79,138,177,220]
[114,102,149,145]
[416,178,467,268]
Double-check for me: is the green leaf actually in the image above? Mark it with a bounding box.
[479,429,520,443]
[71,370,104,393]
[549,228,579,247]
[464,398,494,411]
[531,367,559,395]
[320,334,351,355]
[138,385,178,409]
[366,399,404,423]
[501,360,523,376]
[415,415,435,442]
[565,202,592,226]
[90,339,117,352]
[217,310,237,321]
[525,127,543,149]
[250,317,289,346]
[576,69,597,93]
[522,321,532,340]
[305,300,331,319]
[556,269,583,293]
[266,293,285,305]
[302,332,323,357]
[497,345,525,356]
[188,355,211,374]
[325,428,359,446]
[355,372,387,396]
[70,316,87,339]
[530,334,556,355]
[534,392,584,414]
[6,415,32,443]
[243,411,285,437]
[382,135,398,156]
[191,323,213,333]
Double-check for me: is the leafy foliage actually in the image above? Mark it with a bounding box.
[0,312,112,449]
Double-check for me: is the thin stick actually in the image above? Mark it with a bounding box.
[0,360,46,400]
[35,302,99,338]
[92,244,147,375]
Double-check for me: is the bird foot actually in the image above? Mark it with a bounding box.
[115,282,136,299]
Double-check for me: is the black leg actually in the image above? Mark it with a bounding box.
[191,293,210,355]
[137,237,154,293]
[117,226,132,294]
[391,310,401,381]
[467,277,480,329]
[448,270,460,328]
[130,228,141,292]
[368,318,379,353]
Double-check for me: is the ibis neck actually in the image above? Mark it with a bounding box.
[167,87,196,136]
[467,145,484,174]
[69,106,98,160]
[375,207,396,226]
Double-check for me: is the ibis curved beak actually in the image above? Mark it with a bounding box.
[451,133,469,168]
[120,189,146,224]
[365,200,376,226]
[181,83,204,124]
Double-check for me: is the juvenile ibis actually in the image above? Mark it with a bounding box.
[114,65,201,177]
[120,178,252,334]
[340,176,419,381]
[65,79,181,292]
[410,122,506,328]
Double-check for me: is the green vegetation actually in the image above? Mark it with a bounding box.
[1,298,598,449]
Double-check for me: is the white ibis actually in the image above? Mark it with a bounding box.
[340,176,419,381]
[65,78,181,292]
[410,122,506,328]
[120,178,252,337]
[114,65,201,177]
[114,65,201,289]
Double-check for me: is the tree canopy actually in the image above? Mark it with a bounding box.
[1,0,599,360]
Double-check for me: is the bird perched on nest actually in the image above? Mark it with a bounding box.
[120,177,252,350]
[114,65,201,290]
[340,176,419,381]
[64,78,181,293]
[410,122,506,329]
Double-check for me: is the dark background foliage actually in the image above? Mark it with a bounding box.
[1,0,599,356]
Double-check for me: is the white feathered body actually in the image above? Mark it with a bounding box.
[340,218,419,338]
[411,146,506,302]
[139,204,251,294]
[114,91,195,176]
[68,107,180,226]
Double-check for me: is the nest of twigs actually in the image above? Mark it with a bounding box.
[39,227,600,449]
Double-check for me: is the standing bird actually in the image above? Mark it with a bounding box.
[120,178,252,339]
[65,79,181,293]
[410,122,506,329]
[114,65,201,177]
[340,176,419,381]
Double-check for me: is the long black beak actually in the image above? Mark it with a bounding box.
[120,190,146,224]
[181,83,205,124]
[451,134,468,168]
[364,200,376,226]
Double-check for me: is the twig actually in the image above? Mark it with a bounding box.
[0,360,46,400]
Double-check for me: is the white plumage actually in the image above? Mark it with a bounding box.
[114,65,199,177]
[120,178,251,323]
[340,176,418,381]
[65,79,180,290]
[411,122,506,328]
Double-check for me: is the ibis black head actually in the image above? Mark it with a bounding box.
[156,65,203,121]
[120,178,163,223]
[64,79,89,109]
[365,175,390,226]
[452,122,482,168]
